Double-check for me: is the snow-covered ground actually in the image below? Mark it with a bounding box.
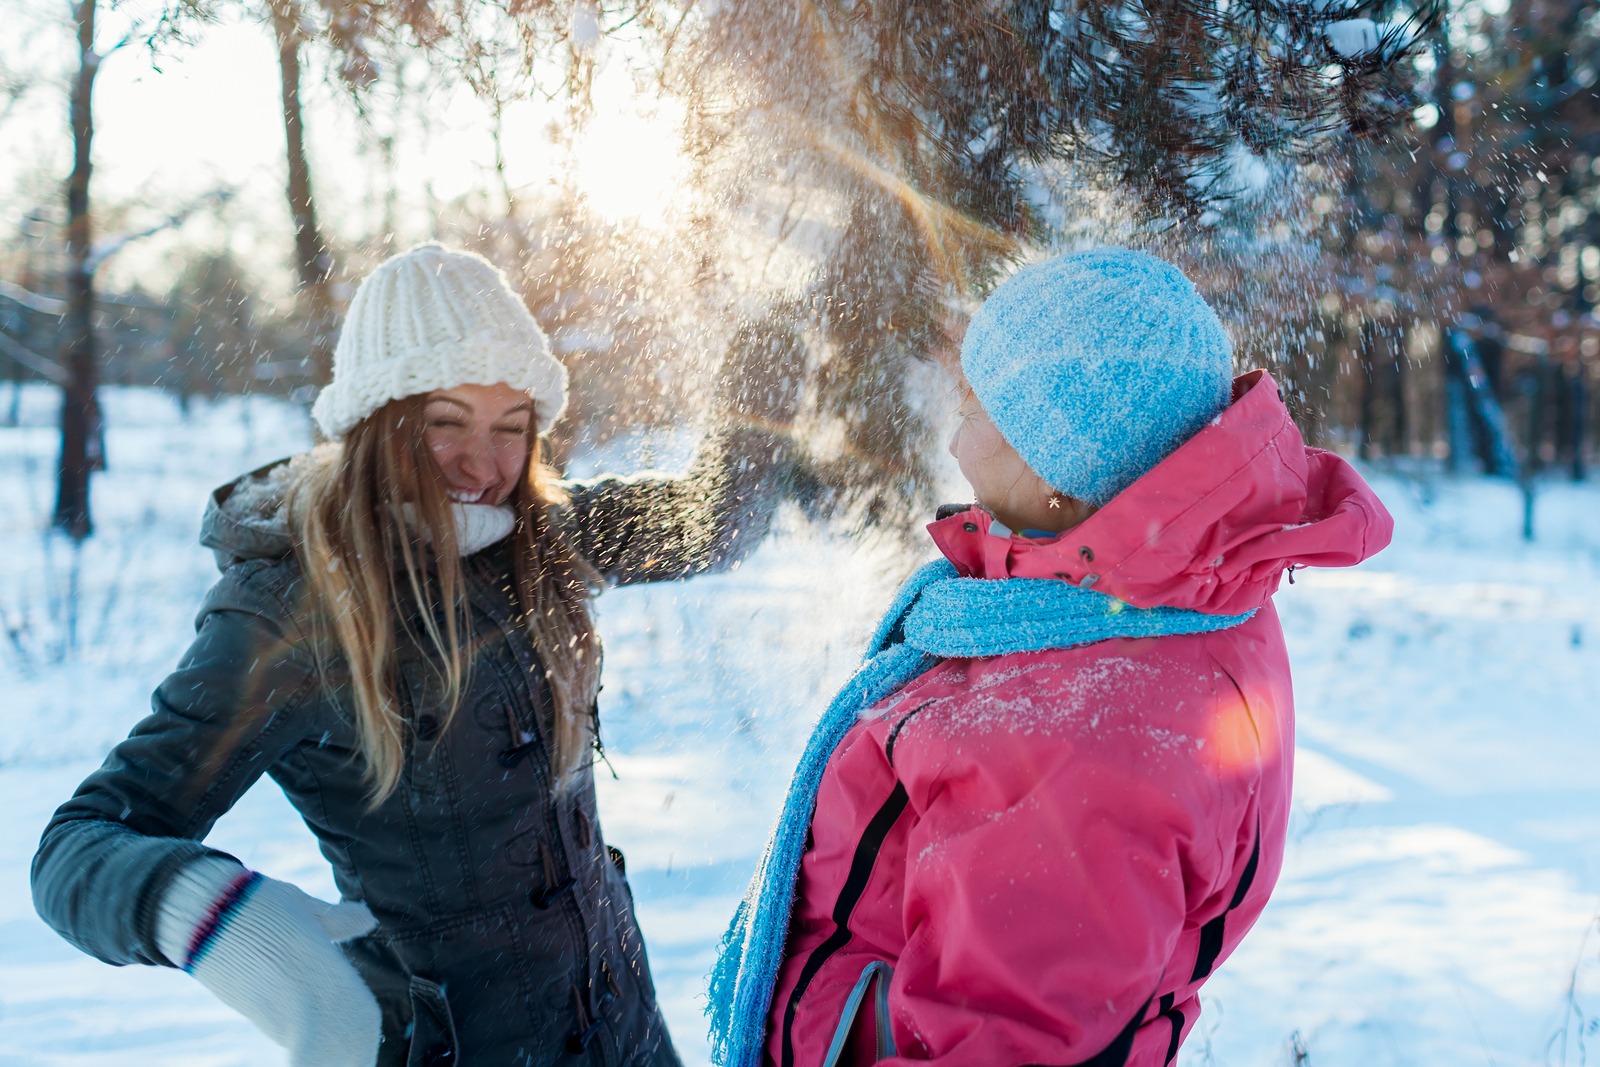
[1,383,1597,1066]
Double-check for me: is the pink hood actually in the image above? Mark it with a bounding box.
[929,369,1394,613]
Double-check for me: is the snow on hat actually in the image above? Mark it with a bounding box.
[959,247,1234,507]
[311,243,568,440]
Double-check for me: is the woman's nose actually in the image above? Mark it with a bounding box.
[457,432,497,483]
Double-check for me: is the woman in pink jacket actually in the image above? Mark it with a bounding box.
[708,248,1393,1067]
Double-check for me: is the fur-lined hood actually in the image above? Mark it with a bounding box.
[199,448,338,571]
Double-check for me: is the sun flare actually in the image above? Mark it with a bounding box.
[569,95,689,229]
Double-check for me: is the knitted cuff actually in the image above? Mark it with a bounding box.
[154,856,262,972]
[184,871,265,973]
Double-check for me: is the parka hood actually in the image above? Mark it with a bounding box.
[199,445,521,571]
[929,369,1393,616]
[199,450,329,570]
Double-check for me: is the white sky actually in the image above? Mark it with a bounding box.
[0,2,688,301]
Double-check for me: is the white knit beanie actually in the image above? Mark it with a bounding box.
[311,244,568,439]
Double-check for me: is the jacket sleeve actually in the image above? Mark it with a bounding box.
[883,732,1204,1066]
[30,561,321,969]
[558,424,795,587]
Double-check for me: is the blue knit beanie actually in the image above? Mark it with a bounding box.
[960,248,1235,507]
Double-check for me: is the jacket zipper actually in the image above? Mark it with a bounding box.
[780,782,910,1067]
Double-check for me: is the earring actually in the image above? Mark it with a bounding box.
[1047,494,1062,510]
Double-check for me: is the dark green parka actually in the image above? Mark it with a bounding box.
[31,427,792,1067]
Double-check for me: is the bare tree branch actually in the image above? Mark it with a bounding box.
[84,187,236,275]
[0,330,66,383]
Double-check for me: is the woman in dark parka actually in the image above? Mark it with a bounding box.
[31,244,796,1067]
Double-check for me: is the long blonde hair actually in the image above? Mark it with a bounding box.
[287,394,601,804]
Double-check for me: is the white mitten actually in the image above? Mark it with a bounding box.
[156,856,383,1067]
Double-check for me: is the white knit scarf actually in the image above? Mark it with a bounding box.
[397,502,516,556]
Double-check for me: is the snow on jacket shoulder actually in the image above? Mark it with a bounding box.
[765,371,1392,1067]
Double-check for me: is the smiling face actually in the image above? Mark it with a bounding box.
[420,383,536,506]
[948,387,1096,535]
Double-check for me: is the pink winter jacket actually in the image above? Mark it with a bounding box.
[763,371,1393,1067]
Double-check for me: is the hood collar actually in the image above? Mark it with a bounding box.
[200,457,299,570]
[199,448,516,571]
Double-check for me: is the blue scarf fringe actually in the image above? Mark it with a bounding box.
[705,559,1254,1066]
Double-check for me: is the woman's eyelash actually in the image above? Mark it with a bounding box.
[426,418,527,433]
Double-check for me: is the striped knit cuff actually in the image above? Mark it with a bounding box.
[182,870,264,974]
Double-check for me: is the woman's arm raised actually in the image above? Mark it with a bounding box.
[559,421,798,586]
[558,324,808,586]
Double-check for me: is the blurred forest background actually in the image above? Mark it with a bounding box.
[0,0,1595,539]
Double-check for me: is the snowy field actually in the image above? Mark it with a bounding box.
[1,383,1597,1066]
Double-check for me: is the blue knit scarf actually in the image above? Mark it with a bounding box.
[705,558,1256,1066]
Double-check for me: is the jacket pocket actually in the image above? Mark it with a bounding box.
[821,961,896,1067]
[406,975,460,1067]
[340,935,415,1066]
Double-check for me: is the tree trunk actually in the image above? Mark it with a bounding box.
[271,0,336,385]
[1434,28,1459,248]
[53,0,100,541]
[1568,366,1587,482]
[1391,340,1408,456]
[1358,322,1379,462]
